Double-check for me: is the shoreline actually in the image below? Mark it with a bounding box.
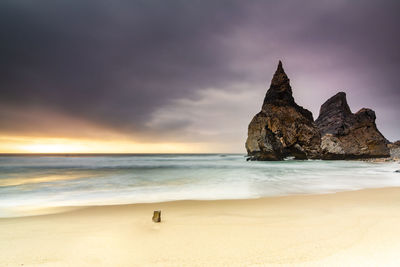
[2,187,400,266]
[1,158,399,220]
[2,182,400,219]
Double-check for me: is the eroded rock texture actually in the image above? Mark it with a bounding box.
[246,61,321,160]
[388,140,400,160]
[315,92,390,159]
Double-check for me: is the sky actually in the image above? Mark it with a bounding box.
[0,0,399,153]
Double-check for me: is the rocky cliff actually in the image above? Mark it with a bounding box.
[315,92,390,159]
[245,61,321,160]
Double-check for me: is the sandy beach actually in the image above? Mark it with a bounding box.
[1,187,400,266]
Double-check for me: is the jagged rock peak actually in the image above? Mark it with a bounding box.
[315,92,352,136]
[318,92,352,117]
[262,61,313,122]
[246,61,321,161]
[263,61,295,108]
[271,60,290,88]
[316,91,390,159]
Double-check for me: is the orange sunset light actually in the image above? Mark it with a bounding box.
[0,136,211,154]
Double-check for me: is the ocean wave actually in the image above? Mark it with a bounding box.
[0,155,399,217]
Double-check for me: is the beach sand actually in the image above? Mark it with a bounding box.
[1,187,400,266]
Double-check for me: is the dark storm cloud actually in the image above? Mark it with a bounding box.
[0,0,399,144]
[0,0,249,135]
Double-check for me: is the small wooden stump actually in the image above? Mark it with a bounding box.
[152,210,161,223]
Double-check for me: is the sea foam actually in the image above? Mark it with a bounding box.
[0,154,399,217]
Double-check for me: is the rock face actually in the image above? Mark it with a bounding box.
[246,61,321,160]
[388,141,400,160]
[315,92,390,159]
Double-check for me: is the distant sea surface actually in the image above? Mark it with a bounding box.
[0,154,399,217]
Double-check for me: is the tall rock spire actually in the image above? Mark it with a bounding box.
[270,60,290,90]
[263,61,294,108]
[246,61,321,160]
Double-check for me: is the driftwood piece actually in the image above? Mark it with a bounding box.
[152,210,161,223]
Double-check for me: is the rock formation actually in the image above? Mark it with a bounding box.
[246,61,391,161]
[315,92,390,159]
[388,140,400,160]
[246,61,321,160]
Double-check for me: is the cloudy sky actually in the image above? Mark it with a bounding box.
[0,0,399,153]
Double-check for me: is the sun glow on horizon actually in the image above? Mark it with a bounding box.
[0,135,238,154]
[19,143,86,153]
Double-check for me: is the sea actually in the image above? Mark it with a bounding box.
[0,154,399,217]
